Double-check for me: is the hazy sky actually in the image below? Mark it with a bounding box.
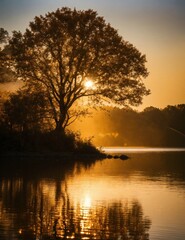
[0,0,185,109]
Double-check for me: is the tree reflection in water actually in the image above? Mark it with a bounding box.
[0,176,151,240]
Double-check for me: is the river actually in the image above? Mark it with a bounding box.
[0,148,185,240]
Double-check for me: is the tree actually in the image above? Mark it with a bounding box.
[10,8,149,133]
[0,28,9,44]
[163,104,185,137]
[3,89,49,132]
[0,28,9,83]
[142,106,166,127]
[0,28,16,83]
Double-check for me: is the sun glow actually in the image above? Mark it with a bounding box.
[83,195,92,208]
[84,79,94,89]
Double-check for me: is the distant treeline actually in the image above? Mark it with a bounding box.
[70,105,185,147]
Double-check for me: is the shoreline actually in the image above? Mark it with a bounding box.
[0,151,129,161]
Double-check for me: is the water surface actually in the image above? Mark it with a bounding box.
[0,148,185,239]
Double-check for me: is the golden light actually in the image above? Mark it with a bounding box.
[84,79,94,89]
[83,195,92,208]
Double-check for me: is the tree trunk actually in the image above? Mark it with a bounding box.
[55,121,65,134]
[55,116,66,136]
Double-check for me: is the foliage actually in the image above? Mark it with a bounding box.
[3,88,50,132]
[0,28,8,44]
[10,7,149,132]
[0,126,98,153]
[0,28,16,83]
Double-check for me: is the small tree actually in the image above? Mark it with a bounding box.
[3,89,49,132]
[10,8,149,133]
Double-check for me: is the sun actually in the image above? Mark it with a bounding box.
[84,79,94,89]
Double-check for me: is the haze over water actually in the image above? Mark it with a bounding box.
[0,148,185,240]
[103,147,185,153]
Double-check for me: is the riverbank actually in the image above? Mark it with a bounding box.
[0,151,129,161]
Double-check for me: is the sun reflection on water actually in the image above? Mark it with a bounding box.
[83,195,92,209]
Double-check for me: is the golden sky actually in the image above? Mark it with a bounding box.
[0,0,185,109]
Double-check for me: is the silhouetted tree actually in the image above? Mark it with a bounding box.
[10,8,149,133]
[163,105,185,134]
[0,28,9,44]
[0,28,15,83]
[3,89,49,132]
[162,105,185,145]
[142,106,164,126]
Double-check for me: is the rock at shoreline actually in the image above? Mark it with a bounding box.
[106,154,129,160]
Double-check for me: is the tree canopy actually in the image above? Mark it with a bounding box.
[3,89,49,132]
[0,28,16,83]
[0,28,8,44]
[10,7,149,132]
